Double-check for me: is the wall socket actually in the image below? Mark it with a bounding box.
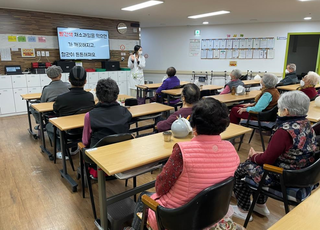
[37,51,41,56]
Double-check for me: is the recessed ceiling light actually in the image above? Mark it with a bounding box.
[188,10,230,19]
[203,21,209,24]
[122,1,164,11]
[304,16,312,20]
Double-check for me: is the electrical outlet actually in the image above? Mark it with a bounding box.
[41,51,45,56]
[46,51,49,57]
[37,51,41,56]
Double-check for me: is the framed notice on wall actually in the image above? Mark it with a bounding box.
[21,48,35,57]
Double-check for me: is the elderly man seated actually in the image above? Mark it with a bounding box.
[277,63,299,86]
[230,73,280,124]
[297,71,320,100]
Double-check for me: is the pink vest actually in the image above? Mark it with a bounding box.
[148,135,240,230]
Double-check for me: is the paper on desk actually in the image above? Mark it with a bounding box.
[0,48,12,61]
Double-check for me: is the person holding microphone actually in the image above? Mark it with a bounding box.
[128,45,146,101]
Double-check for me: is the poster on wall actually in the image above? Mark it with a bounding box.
[21,48,35,57]
[189,39,201,57]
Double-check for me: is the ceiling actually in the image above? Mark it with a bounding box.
[0,0,320,28]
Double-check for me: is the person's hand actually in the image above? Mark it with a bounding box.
[237,108,247,115]
[242,103,253,108]
[248,147,257,158]
[130,55,135,61]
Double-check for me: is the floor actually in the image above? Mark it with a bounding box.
[0,114,294,229]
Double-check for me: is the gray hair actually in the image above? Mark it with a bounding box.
[46,65,62,79]
[278,91,309,116]
[305,71,320,86]
[231,69,242,79]
[262,73,278,88]
[287,63,296,72]
[96,78,119,103]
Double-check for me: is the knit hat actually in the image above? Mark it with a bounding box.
[69,66,87,81]
[46,65,62,79]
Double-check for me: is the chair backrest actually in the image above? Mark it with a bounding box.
[259,105,278,122]
[310,94,319,101]
[283,157,320,188]
[93,133,134,148]
[156,177,234,230]
[125,98,138,106]
[74,106,94,115]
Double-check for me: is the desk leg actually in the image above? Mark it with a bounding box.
[39,112,53,160]
[26,100,38,139]
[97,166,108,230]
[59,130,78,192]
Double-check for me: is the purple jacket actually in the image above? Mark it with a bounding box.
[156,76,180,94]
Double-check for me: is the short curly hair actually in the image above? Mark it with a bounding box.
[190,98,229,135]
[96,78,119,103]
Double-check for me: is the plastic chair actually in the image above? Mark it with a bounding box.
[140,177,234,230]
[240,105,278,151]
[243,157,320,228]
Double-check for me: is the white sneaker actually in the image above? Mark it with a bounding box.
[70,147,79,156]
[253,204,270,216]
[56,152,69,160]
[231,205,253,222]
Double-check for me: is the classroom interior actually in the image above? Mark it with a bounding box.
[1,0,320,229]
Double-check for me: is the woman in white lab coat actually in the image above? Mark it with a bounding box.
[128,45,146,89]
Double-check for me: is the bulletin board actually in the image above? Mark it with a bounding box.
[201,37,275,59]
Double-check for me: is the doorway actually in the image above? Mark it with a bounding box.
[284,33,320,79]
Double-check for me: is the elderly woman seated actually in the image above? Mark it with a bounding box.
[231,91,317,221]
[297,71,320,100]
[130,98,240,230]
[230,73,280,124]
[220,69,245,94]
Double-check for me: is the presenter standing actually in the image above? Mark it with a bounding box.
[128,45,146,96]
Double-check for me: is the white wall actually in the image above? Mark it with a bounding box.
[141,21,320,74]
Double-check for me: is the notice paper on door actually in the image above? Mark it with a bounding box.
[0,48,12,61]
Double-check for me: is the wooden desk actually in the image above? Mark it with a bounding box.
[49,103,174,192]
[242,80,261,86]
[307,101,320,123]
[161,85,223,96]
[86,123,252,229]
[269,188,320,230]
[207,90,261,103]
[277,84,320,91]
[136,81,190,103]
[21,93,42,139]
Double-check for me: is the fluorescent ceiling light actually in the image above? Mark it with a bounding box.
[188,11,230,19]
[203,21,209,24]
[122,1,164,11]
[304,16,312,20]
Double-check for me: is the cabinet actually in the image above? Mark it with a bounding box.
[13,88,28,112]
[98,72,109,80]
[108,72,118,82]
[40,74,51,87]
[26,74,40,87]
[118,71,128,95]
[12,75,27,88]
[88,72,99,85]
[0,89,15,114]
[0,75,12,89]
[28,87,42,94]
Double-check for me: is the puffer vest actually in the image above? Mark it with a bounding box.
[148,135,240,230]
[255,88,280,111]
[225,79,244,91]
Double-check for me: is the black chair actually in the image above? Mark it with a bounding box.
[160,85,183,111]
[243,157,320,228]
[125,98,162,136]
[79,133,162,219]
[53,106,94,169]
[240,105,278,151]
[140,177,234,230]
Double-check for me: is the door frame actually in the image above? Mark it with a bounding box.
[283,32,320,78]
